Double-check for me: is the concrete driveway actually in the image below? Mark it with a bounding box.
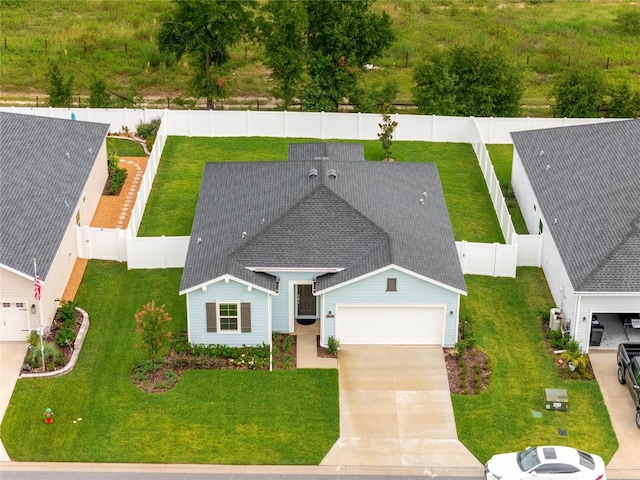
[589,350,640,477]
[0,342,28,462]
[321,346,483,473]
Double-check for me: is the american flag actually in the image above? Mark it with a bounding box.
[34,274,42,301]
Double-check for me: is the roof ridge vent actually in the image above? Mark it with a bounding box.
[308,168,318,178]
[327,168,337,178]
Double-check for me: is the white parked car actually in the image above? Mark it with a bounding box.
[484,446,606,480]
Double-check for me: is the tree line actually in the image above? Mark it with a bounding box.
[46,0,640,118]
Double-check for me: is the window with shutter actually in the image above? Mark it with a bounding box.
[206,303,216,332]
[241,303,251,332]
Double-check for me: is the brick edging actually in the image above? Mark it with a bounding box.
[19,308,89,379]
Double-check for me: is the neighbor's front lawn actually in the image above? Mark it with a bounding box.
[138,137,504,244]
[455,268,618,464]
[0,261,339,464]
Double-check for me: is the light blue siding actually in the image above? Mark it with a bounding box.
[187,280,269,347]
[271,271,325,332]
[322,269,460,347]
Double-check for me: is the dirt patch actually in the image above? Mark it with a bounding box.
[444,347,492,395]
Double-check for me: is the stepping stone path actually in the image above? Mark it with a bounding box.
[116,159,144,229]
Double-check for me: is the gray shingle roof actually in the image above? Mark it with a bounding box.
[0,112,109,280]
[180,157,466,295]
[288,142,365,162]
[511,119,640,293]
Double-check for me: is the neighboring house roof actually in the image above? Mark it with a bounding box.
[180,145,466,295]
[0,111,109,281]
[288,142,364,162]
[511,119,640,293]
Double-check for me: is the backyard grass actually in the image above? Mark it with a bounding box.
[138,137,504,243]
[486,143,528,234]
[106,137,146,157]
[0,261,339,464]
[455,268,618,464]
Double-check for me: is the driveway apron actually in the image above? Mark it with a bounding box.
[589,350,640,476]
[321,346,483,469]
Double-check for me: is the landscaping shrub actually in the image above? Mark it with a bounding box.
[327,336,340,356]
[25,342,64,370]
[136,118,161,151]
[107,168,128,195]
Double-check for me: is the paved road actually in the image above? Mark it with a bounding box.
[0,472,486,480]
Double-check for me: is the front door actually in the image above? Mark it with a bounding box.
[296,284,316,318]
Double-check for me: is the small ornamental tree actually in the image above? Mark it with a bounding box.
[378,110,397,161]
[134,301,172,365]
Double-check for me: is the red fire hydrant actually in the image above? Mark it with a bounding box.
[44,408,54,424]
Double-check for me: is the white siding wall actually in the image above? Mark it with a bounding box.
[186,280,269,347]
[322,268,460,347]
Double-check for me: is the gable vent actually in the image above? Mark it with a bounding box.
[327,169,337,178]
[308,168,318,178]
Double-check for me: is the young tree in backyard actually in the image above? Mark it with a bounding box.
[46,62,73,107]
[378,111,398,161]
[156,0,255,109]
[550,65,608,118]
[413,45,522,117]
[258,0,307,109]
[135,301,172,366]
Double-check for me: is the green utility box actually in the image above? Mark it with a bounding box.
[545,388,569,411]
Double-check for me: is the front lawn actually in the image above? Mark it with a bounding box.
[455,268,617,464]
[0,261,339,464]
[138,137,504,243]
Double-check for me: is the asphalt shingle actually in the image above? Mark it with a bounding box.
[0,112,109,280]
[180,150,465,295]
[511,119,640,292]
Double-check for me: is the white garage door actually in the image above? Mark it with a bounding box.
[0,301,30,342]
[336,305,445,345]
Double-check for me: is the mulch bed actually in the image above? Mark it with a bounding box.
[317,335,338,359]
[444,347,492,395]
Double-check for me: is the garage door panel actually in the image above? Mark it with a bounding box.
[336,305,444,345]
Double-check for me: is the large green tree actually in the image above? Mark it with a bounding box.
[157,0,255,109]
[260,0,393,112]
[413,45,523,117]
[258,1,307,109]
[549,65,608,118]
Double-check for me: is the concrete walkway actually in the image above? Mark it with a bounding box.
[321,346,483,473]
[590,350,640,478]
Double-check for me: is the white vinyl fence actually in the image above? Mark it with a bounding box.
[4,107,610,275]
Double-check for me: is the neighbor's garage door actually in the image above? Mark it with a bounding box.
[0,302,30,342]
[336,305,445,345]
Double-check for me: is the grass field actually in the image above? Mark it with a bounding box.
[1,0,638,116]
[137,137,505,243]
